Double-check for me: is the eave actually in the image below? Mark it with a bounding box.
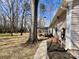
[49,0,68,28]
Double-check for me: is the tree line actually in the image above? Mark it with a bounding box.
[0,0,46,44]
[0,0,31,35]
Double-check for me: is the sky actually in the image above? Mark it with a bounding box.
[0,0,62,27]
[38,0,62,27]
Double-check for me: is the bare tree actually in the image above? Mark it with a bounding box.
[0,0,16,35]
[38,3,46,33]
[20,0,31,35]
[0,14,3,32]
[40,3,46,27]
[0,0,31,34]
[2,14,6,33]
[15,0,19,33]
[27,0,39,43]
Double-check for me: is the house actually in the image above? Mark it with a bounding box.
[49,0,79,58]
[37,27,48,34]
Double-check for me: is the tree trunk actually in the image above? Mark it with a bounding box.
[2,14,6,33]
[28,0,39,43]
[24,16,27,32]
[16,0,19,33]
[10,0,15,36]
[20,10,25,35]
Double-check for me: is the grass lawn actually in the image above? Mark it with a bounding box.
[0,33,29,49]
[0,33,41,59]
[0,33,29,39]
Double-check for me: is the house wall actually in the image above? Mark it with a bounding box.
[56,11,66,39]
[71,0,79,49]
[50,11,66,37]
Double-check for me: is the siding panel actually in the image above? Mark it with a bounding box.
[71,0,79,49]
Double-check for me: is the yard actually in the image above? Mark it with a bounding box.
[0,33,40,59]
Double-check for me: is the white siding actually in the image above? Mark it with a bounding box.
[71,0,79,49]
[65,1,73,49]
